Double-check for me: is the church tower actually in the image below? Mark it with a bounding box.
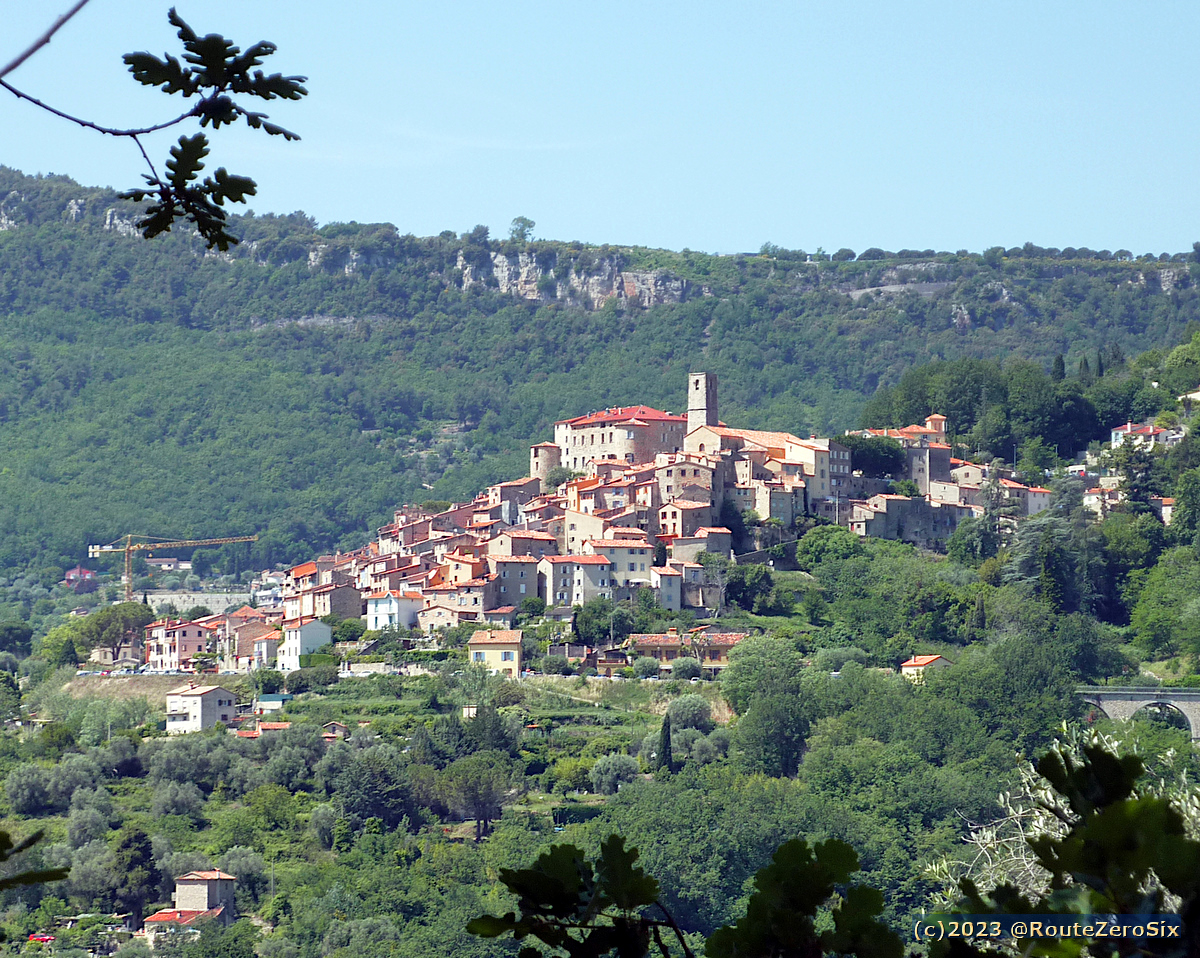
[687,372,718,434]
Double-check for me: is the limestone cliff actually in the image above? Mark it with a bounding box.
[456,249,687,309]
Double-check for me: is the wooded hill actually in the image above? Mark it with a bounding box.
[2,165,1199,571]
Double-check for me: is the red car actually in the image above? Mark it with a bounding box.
[28,934,55,943]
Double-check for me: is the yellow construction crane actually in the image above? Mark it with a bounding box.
[88,534,259,601]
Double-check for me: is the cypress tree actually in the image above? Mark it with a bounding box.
[657,713,673,772]
[1052,354,1065,381]
[1096,351,1104,378]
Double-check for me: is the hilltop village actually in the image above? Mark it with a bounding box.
[109,371,1189,691]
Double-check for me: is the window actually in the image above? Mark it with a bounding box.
[520,584,526,594]
[500,586,507,593]
[629,563,637,572]
[502,650,514,661]
[473,651,485,662]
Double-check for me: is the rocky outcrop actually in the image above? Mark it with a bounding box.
[103,208,140,238]
[456,249,687,308]
[0,191,22,231]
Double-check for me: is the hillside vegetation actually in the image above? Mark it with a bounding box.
[3,166,1200,572]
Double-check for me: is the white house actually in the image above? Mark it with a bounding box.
[366,590,424,631]
[164,684,238,735]
[651,565,682,611]
[537,555,614,608]
[277,617,333,673]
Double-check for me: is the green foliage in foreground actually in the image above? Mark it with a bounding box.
[472,743,1200,958]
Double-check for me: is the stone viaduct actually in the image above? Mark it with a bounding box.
[1076,687,1200,741]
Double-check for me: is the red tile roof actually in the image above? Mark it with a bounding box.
[901,654,945,668]
[561,406,687,427]
[144,906,225,926]
[469,630,523,645]
[177,869,236,881]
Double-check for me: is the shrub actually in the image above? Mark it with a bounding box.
[671,657,702,681]
[5,764,50,815]
[152,781,206,821]
[633,657,660,679]
[666,694,712,732]
[589,754,639,795]
[813,646,872,672]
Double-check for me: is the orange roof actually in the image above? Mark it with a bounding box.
[587,539,650,548]
[291,561,318,577]
[710,425,803,449]
[497,530,557,540]
[629,631,746,646]
[562,405,686,427]
[144,906,224,925]
[258,722,291,730]
[469,629,523,645]
[177,869,236,881]
[491,554,539,562]
[901,654,945,668]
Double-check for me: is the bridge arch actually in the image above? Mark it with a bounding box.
[1077,687,1200,741]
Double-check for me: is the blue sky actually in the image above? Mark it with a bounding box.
[3,1,1198,255]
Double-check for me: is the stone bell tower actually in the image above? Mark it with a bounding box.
[687,372,718,434]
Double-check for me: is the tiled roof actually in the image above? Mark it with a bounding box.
[469,629,523,645]
[710,426,803,449]
[144,906,224,926]
[291,561,318,577]
[177,869,237,881]
[901,654,945,667]
[165,684,227,696]
[498,530,557,540]
[587,540,650,548]
[229,605,265,618]
[660,500,711,510]
[628,631,746,646]
[561,405,686,427]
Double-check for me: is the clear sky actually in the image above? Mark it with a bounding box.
[3,1,1198,255]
